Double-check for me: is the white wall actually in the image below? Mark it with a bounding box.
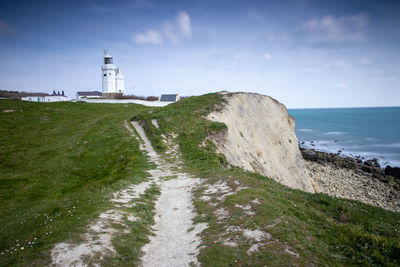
[102,64,116,93]
[115,75,125,94]
[76,95,101,100]
[21,96,72,102]
[81,98,174,106]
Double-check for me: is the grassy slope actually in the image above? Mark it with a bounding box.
[1,95,399,266]
[0,100,152,266]
[136,93,400,266]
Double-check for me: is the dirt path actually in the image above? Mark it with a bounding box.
[132,121,207,267]
[50,121,206,266]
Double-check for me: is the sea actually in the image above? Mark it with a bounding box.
[288,107,400,168]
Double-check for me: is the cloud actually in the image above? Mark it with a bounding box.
[83,4,112,13]
[0,19,15,33]
[131,0,155,9]
[266,30,291,43]
[176,11,191,37]
[336,83,348,88]
[361,57,371,65]
[370,76,398,82]
[132,30,163,45]
[333,60,352,69]
[264,53,271,60]
[301,14,367,44]
[83,0,154,13]
[133,11,192,45]
[163,22,179,44]
[304,67,322,73]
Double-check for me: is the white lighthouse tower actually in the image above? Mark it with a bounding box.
[101,50,125,97]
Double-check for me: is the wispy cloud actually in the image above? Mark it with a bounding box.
[333,60,352,69]
[132,11,192,45]
[361,57,371,65]
[83,4,112,13]
[301,14,367,44]
[266,30,291,43]
[0,19,15,33]
[132,30,163,45]
[83,0,154,13]
[304,67,322,73]
[264,53,271,60]
[336,83,348,88]
[370,76,398,82]
[175,11,191,37]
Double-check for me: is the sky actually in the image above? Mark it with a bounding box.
[0,0,399,108]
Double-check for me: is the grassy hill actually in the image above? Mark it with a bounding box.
[0,100,152,265]
[132,94,400,266]
[0,90,49,99]
[1,95,399,266]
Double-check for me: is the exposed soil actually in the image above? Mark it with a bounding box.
[199,178,300,259]
[134,121,207,266]
[51,120,208,266]
[51,121,158,266]
[206,92,314,193]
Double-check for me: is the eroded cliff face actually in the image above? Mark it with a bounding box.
[207,92,315,193]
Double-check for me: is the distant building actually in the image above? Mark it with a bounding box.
[159,94,180,102]
[21,95,72,102]
[102,50,125,96]
[76,91,102,100]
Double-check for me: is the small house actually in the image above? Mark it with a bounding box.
[21,94,72,102]
[76,91,102,100]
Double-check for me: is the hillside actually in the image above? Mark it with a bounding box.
[1,94,399,266]
[0,100,153,265]
[0,90,49,99]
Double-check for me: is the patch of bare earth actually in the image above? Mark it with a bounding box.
[51,120,208,266]
[199,178,300,259]
[51,121,159,266]
[138,122,207,266]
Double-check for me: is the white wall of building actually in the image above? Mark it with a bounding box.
[81,98,173,106]
[76,94,102,100]
[21,96,72,102]
[115,68,125,93]
[102,64,116,93]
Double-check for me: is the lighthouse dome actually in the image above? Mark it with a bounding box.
[103,50,114,64]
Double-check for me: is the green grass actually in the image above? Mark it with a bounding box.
[1,95,399,266]
[110,184,160,266]
[0,100,153,266]
[134,93,400,266]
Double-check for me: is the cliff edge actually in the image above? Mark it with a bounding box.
[207,92,315,193]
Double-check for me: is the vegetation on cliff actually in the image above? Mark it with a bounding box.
[134,93,400,266]
[1,94,399,266]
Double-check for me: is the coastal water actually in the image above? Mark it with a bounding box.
[288,107,400,167]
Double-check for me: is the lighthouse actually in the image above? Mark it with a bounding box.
[101,50,125,97]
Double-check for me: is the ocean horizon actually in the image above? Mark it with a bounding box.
[288,106,400,167]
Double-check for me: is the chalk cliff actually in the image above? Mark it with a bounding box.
[207,92,315,193]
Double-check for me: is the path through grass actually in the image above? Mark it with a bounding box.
[135,93,400,266]
[0,100,152,266]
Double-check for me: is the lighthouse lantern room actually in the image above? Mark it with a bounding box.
[102,50,125,97]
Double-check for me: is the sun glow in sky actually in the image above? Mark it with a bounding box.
[0,0,399,108]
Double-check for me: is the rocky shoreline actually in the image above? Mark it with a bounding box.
[301,147,400,212]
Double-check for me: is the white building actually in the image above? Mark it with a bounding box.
[102,50,125,94]
[76,91,102,100]
[21,95,72,102]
